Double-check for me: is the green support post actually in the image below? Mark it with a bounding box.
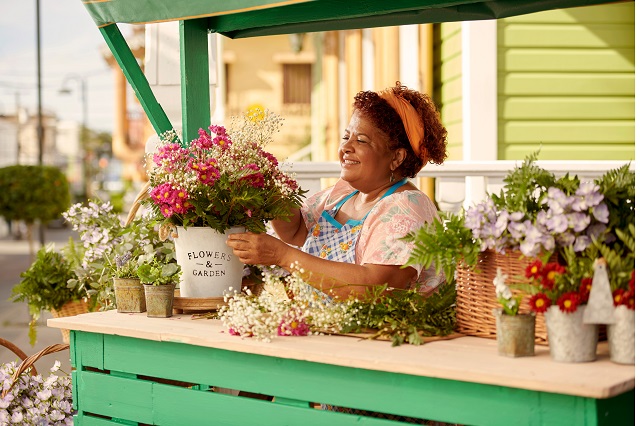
[98,24,175,138]
[180,19,211,145]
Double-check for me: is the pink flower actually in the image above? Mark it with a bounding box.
[277,318,310,336]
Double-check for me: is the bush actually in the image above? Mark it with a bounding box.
[0,165,71,225]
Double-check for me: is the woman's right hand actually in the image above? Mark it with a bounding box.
[226,232,294,267]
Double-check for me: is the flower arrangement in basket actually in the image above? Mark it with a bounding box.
[0,341,73,425]
[407,151,635,342]
[144,108,306,234]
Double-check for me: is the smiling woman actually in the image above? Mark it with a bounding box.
[226,82,448,300]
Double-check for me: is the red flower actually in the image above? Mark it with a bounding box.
[613,288,626,306]
[529,293,551,313]
[557,292,581,313]
[625,293,635,310]
[579,277,592,303]
[525,259,544,279]
[541,263,565,289]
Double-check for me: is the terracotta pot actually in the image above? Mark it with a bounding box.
[544,305,598,363]
[144,283,176,318]
[494,310,536,357]
[607,305,635,365]
[114,277,146,313]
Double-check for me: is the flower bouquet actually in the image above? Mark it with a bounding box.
[143,108,306,297]
[145,108,305,233]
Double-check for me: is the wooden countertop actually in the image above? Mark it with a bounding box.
[49,311,634,399]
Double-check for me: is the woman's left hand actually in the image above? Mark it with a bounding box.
[226,232,290,266]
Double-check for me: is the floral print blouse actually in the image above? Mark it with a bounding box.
[300,179,444,293]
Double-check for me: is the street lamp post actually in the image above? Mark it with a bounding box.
[59,74,91,199]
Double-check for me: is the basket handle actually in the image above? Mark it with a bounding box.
[125,181,151,227]
[0,337,30,367]
[1,343,70,398]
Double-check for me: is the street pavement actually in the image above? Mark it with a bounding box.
[0,225,77,376]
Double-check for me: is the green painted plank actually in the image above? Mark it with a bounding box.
[74,413,125,426]
[502,49,634,72]
[501,121,634,143]
[79,371,154,424]
[180,19,211,144]
[152,381,406,426]
[502,24,634,48]
[499,97,635,119]
[503,2,634,24]
[501,74,634,95]
[500,144,635,161]
[74,365,635,426]
[99,23,175,138]
[75,331,104,370]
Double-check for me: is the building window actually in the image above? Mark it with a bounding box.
[283,64,311,104]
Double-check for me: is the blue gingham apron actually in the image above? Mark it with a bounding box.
[301,178,407,263]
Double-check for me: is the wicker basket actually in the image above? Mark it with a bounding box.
[50,300,90,344]
[456,249,552,345]
[0,339,69,398]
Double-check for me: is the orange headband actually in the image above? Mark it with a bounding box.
[378,89,427,167]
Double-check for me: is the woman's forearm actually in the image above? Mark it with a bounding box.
[270,207,307,246]
[278,247,416,300]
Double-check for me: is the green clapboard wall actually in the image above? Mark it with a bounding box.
[436,2,635,161]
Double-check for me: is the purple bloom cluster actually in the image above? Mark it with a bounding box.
[465,182,609,258]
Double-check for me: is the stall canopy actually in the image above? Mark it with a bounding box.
[82,0,628,141]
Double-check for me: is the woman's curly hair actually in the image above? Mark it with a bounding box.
[352,82,448,178]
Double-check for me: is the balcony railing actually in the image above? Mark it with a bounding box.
[289,160,636,213]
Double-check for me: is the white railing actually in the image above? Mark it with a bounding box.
[289,160,636,213]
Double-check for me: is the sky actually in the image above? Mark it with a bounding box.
[0,0,117,133]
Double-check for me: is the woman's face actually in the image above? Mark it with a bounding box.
[339,110,395,191]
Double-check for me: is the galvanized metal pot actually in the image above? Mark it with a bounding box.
[607,305,635,365]
[494,310,536,357]
[114,278,146,313]
[544,305,598,363]
[144,283,176,318]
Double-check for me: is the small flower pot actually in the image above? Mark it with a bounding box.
[144,283,176,318]
[494,310,536,357]
[544,305,598,363]
[607,305,635,365]
[114,278,146,313]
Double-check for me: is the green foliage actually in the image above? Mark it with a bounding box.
[0,165,70,224]
[594,224,635,291]
[11,244,83,344]
[491,150,578,221]
[405,211,480,283]
[595,163,635,242]
[137,259,181,286]
[342,281,457,346]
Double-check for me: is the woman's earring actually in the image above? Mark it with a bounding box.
[389,171,395,183]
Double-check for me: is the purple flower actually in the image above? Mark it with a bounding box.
[567,212,590,232]
[573,235,591,252]
[575,182,605,208]
[545,212,569,233]
[592,203,609,223]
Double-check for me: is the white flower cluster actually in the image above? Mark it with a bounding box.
[0,360,74,425]
[218,267,356,342]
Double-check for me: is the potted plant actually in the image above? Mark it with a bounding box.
[113,252,146,313]
[137,259,182,318]
[10,244,87,345]
[406,152,634,346]
[143,108,305,297]
[492,268,535,357]
[594,224,635,364]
